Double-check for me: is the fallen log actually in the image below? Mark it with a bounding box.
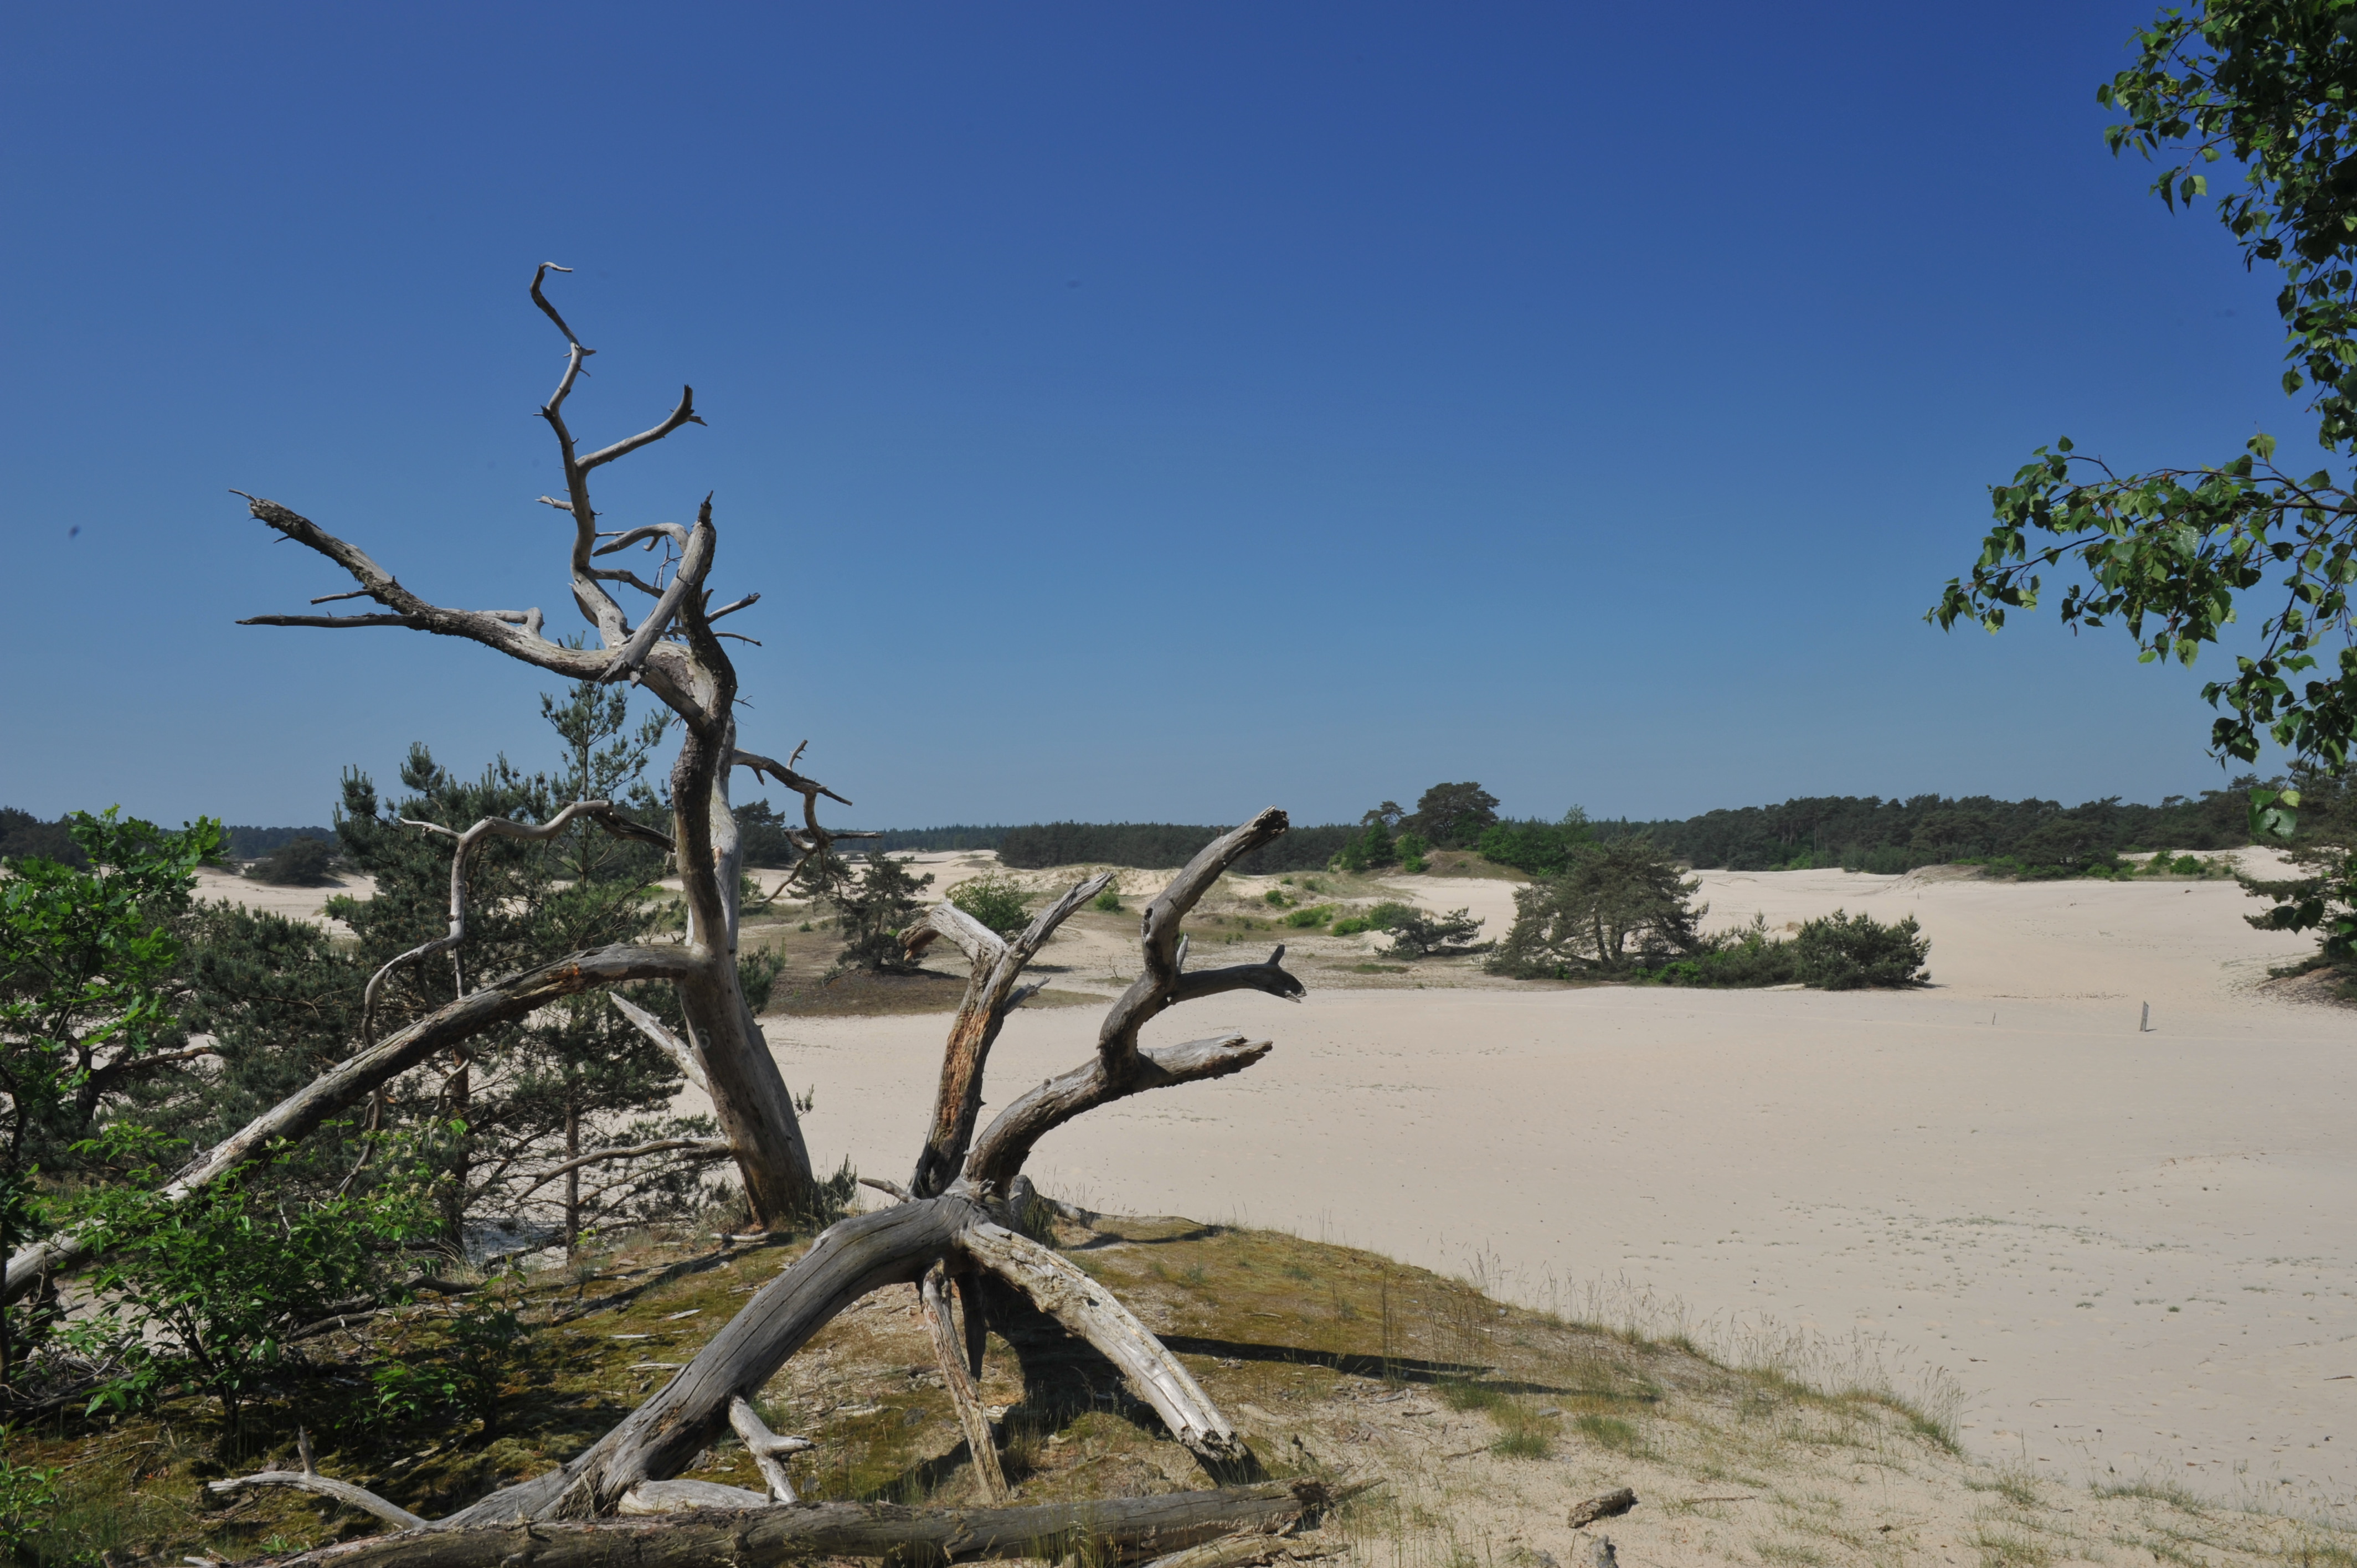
[253,1480,1353,1568]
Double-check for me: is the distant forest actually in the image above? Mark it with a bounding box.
[850,783,2265,876]
[3,783,2262,880]
[1587,785,2256,873]
[0,809,332,867]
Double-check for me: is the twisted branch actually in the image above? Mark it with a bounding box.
[360,801,673,1049]
[904,872,1114,1199]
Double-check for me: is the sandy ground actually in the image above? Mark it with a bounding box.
[745,852,2357,1509]
[190,866,374,934]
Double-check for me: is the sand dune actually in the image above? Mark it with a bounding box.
[756,855,2357,1504]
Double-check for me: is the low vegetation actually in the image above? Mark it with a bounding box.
[1488,837,1931,989]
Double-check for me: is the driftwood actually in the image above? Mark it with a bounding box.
[956,1222,1246,1468]
[1566,1488,1638,1529]
[922,1263,1010,1502]
[209,1472,428,1530]
[14,276,1332,1559]
[261,1482,1349,1568]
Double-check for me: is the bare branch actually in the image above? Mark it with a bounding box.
[580,386,704,472]
[901,904,1005,969]
[208,1472,427,1530]
[450,1196,981,1521]
[920,1263,1008,1501]
[531,262,583,348]
[262,1480,1347,1567]
[728,1395,815,1504]
[1099,810,1289,1072]
[959,1221,1249,1468]
[963,1035,1273,1198]
[361,802,674,1049]
[308,589,372,605]
[730,750,852,807]
[598,499,711,683]
[609,994,706,1092]
[857,1175,910,1202]
[909,871,1114,1200]
[508,1138,732,1208]
[594,524,692,554]
[707,592,759,622]
[1169,945,1305,1008]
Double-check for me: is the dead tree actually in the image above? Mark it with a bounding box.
[250,265,830,1230]
[1,273,1323,1554]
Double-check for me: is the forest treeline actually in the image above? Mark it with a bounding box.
[1587,784,2257,874]
[813,782,2262,876]
[7,782,2261,881]
[0,810,333,868]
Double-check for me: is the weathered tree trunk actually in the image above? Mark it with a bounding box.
[922,1262,1010,1502]
[449,1198,982,1523]
[269,1482,1346,1568]
[564,1095,580,1256]
[958,1221,1248,1470]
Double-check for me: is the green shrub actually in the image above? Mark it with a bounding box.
[1381,907,1485,958]
[1655,915,1798,986]
[1283,905,1334,929]
[1090,887,1124,913]
[1330,916,1373,936]
[1791,909,1931,989]
[69,1126,436,1430]
[1263,889,1292,907]
[948,871,1030,935]
[249,835,336,885]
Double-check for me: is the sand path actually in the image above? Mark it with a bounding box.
[756,859,2357,1501]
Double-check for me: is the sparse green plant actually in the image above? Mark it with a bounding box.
[0,1447,60,1556]
[1572,1411,1645,1454]
[1490,1426,1550,1459]
[1090,887,1123,913]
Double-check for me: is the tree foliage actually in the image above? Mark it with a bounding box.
[0,811,223,1382]
[947,872,1031,935]
[1477,811,1593,876]
[67,1127,436,1428]
[1487,838,1706,976]
[831,854,934,973]
[1935,3,2357,767]
[249,836,337,885]
[1408,782,1500,849]
[1377,906,1486,959]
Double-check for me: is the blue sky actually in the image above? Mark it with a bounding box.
[0,3,2313,829]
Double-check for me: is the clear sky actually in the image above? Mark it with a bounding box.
[0,3,2313,830]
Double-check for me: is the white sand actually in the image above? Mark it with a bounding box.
[191,867,373,933]
[758,858,2357,1499]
